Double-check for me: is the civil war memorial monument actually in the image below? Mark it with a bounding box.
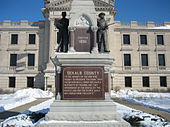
[38,0,130,126]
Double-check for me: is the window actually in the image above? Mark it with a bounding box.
[9,77,16,88]
[28,54,35,66]
[158,54,165,66]
[160,76,167,87]
[10,54,17,66]
[125,77,132,87]
[11,34,18,44]
[124,54,131,66]
[27,77,34,88]
[140,35,147,45]
[157,35,164,45]
[29,34,36,44]
[141,54,148,66]
[123,35,130,44]
[143,77,150,87]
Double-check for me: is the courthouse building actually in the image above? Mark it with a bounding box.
[0,0,170,92]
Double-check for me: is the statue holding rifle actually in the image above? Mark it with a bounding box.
[54,12,69,52]
[97,12,114,53]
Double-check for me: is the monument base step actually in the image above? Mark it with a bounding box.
[37,100,130,127]
[38,120,130,127]
[45,112,122,121]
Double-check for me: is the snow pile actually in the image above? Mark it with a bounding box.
[111,90,170,113]
[0,88,53,113]
[111,89,170,98]
[115,102,170,127]
[0,98,55,127]
[149,25,170,29]
[1,114,34,127]
[13,88,53,98]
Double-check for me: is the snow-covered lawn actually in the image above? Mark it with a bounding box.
[115,102,170,127]
[0,88,53,113]
[1,97,170,127]
[111,90,170,113]
[0,98,55,127]
[0,89,170,127]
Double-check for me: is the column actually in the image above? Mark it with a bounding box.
[55,66,61,100]
[104,66,111,100]
[49,18,55,60]
[91,26,98,53]
[68,27,76,52]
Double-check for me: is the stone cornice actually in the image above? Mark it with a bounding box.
[112,70,170,74]
[46,0,115,14]
[0,28,40,31]
[114,28,170,33]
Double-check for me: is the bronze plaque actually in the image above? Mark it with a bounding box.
[62,66,104,100]
[74,28,92,52]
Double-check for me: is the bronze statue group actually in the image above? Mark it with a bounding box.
[55,12,112,53]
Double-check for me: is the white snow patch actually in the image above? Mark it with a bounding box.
[13,88,53,98]
[115,102,170,127]
[149,25,170,29]
[0,88,53,113]
[0,114,34,127]
[111,90,170,113]
[0,98,55,127]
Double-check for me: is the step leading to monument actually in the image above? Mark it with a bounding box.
[38,100,130,127]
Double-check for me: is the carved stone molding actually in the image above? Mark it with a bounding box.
[45,0,115,15]
[91,26,98,32]
[68,26,76,31]
[74,16,90,27]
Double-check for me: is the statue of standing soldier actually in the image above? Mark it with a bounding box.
[97,12,110,53]
[54,12,69,52]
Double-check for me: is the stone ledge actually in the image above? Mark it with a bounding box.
[46,112,122,121]
[51,53,115,66]
[38,120,130,127]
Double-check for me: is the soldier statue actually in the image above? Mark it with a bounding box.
[97,12,110,53]
[54,12,69,52]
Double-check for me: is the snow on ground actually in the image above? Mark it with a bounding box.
[0,114,34,127]
[1,96,170,127]
[0,88,53,113]
[1,89,170,127]
[0,98,55,127]
[111,90,170,113]
[115,102,170,127]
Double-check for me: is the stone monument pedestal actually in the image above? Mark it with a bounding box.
[39,100,129,127]
[38,53,130,127]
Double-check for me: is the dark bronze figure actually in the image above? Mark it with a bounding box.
[54,12,69,52]
[97,12,110,53]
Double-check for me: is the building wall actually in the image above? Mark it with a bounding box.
[0,20,170,92]
[109,21,170,91]
[0,21,45,92]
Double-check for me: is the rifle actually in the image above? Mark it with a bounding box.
[99,22,115,30]
[104,22,115,30]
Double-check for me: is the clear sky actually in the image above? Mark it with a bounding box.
[0,0,170,23]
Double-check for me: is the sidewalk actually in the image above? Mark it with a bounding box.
[112,98,170,122]
[1,98,169,123]
[0,98,50,122]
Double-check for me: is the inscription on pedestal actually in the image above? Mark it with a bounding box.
[62,66,104,100]
[74,28,92,52]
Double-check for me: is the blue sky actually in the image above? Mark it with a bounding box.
[0,0,170,23]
